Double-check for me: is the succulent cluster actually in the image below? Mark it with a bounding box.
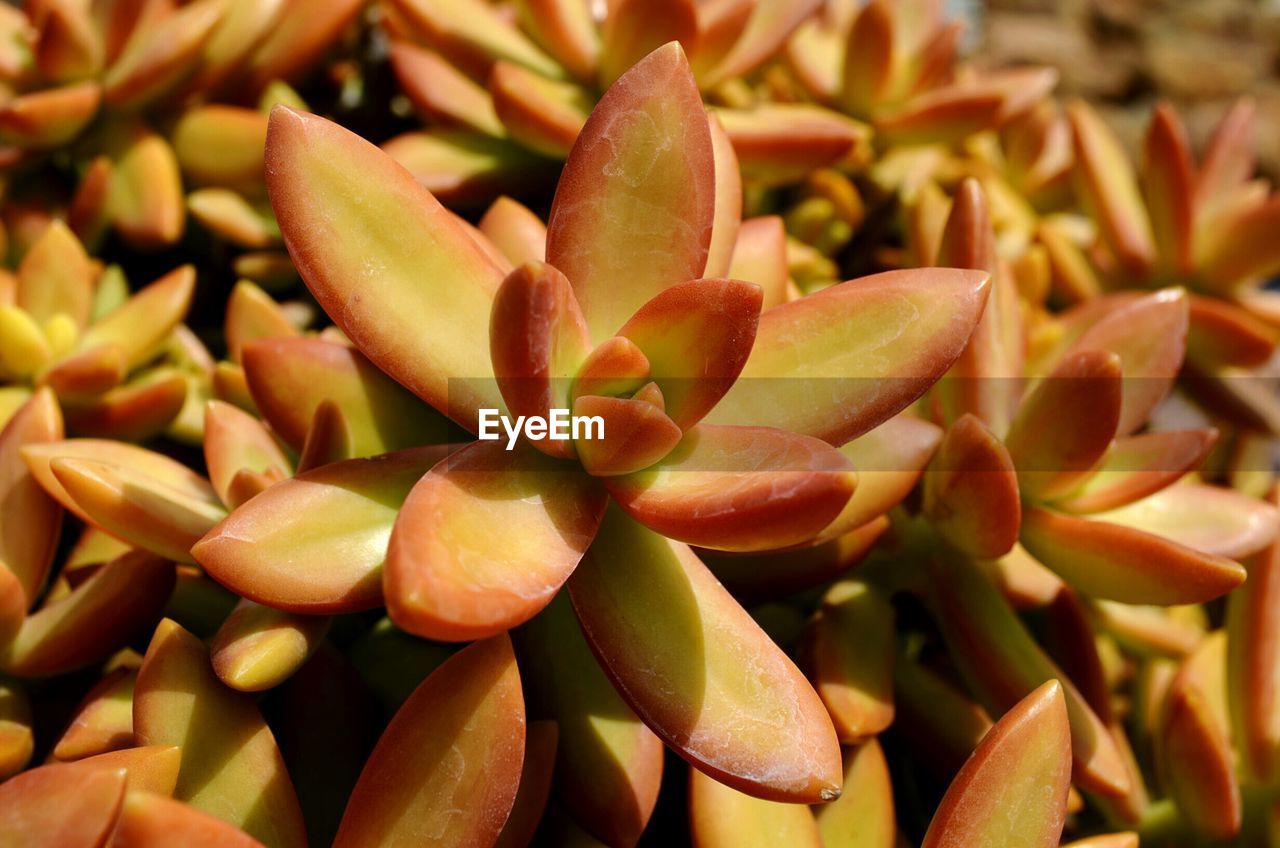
[0,2,1279,847]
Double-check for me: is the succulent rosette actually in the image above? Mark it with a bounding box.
[199,39,987,814]
[0,3,1279,847]
[379,0,870,200]
[0,0,362,256]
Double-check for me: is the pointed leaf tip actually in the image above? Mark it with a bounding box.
[921,680,1071,848]
[265,107,505,430]
[547,42,716,344]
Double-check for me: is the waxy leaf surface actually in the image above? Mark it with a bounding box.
[920,680,1071,848]
[689,767,821,848]
[386,440,606,641]
[569,506,842,802]
[134,619,306,847]
[606,424,856,551]
[708,269,990,444]
[333,635,525,848]
[266,107,506,429]
[194,448,450,613]
[1020,507,1247,604]
[243,337,454,456]
[546,43,716,343]
[617,278,761,430]
[517,592,663,847]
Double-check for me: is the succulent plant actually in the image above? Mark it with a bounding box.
[379,0,869,200]
[0,0,361,256]
[0,4,1279,848]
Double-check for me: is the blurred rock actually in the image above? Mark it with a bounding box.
[980,0,1280,178]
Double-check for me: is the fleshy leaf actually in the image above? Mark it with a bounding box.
[203,400,292,508]
[572,394,683,477]
[1160,642,1241,841]
[546,42,716,344]
[1142,103,1195,276]
[0,760,126,847]
[52,668,136,761]
[922,414,1020,559]
[242,0,363,91]
[1020,506,1246,605]
[1202,196,1280,289]
[243,337,454,456]
[490,261,592,458]
[386,440,606,641]
[210,601,330,692]
[598,0,697,89]
[134,619,306,847]
[815,414,941,543]
[62,369,188,442]
[617,278,762,430]
[333,635,524,848]
[714,105,866,186]
[41,343,128,400]
[1051,429,1217,514]
[478,196,546,266]
[389,41,504,136]
[1227,487,1280,783]
[1196,98,1255,209]
[0,387,63,606]
[23,439,217,527]
[813,740,896,848]
[1067,98,1156,274]
[1006,350,1122,500]
[76,745,182,797]
[224,281,298,364]
[77,266,195,369]
[106,122,185,249]
[2,551,173,677]
[516,592,663,847]
[0,681,32,779]
[388,0,562,79]
[705,115,742,280]
[1058,288,1189,436]
[265,106,507,429]
[874,89,1006,147]
[0,82,101,149]
[49,456,226,563]
[702,515,887,603]
[708,269,990,445]
[112,791,267,848]
[1094,484,1279,561]
[193,448,450,613]
[490,59,592,158]
[568,505,842,802]
[101,0,224,109]
[15,220,93,328]
[570,336,651,402]
[895,656,994,774]
[1186,295,1276,369]
[806,580,895,742]
[697,0,822,87]
[606,424,857,551]
[382,128,547,205]
[929,553,1130,797]
[495,720,558,848]
[920,680,1071,848]
[514,0,598,80]
[689,767,822,847]
[932,178,1022,434]
[728,216,789,310]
